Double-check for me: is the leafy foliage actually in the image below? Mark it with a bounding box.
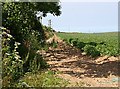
[68,37,100,57]
[77,42,86,50]
[71,40,77,46]
[2,2,61,87]
[57,32,119,57]
[16,70,69,87]
[2,28,23,87]
[2,1,61,69]
[87,42,97,46]
[69,38,73,44]
[22,30,48,72]
[83,45,100,57]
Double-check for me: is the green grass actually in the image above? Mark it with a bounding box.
[15,70,70,87]
[56,32,119,56]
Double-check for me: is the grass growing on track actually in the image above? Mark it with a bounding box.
[16,70,70,87]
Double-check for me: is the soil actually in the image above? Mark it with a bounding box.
[40,34,120,87]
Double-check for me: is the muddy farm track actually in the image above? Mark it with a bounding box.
[40,34,120,87]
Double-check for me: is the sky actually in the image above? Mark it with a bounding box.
[42,1,118,33]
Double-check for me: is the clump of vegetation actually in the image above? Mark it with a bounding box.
[2,28,23,87]
[68,38,100,57]
[22,30,48,73]
[69,38,73,44]
[96,44,119,56]
[83,45,100,57]
[71,39,78,46]
[77,42,86,50]
[16,70,70,87]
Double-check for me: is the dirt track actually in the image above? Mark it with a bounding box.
[41,34,120,87]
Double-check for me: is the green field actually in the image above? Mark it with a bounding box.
[56,32,119,56]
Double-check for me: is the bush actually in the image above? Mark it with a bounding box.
[83,45,100,57]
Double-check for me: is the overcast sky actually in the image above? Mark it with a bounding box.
[42,1,118,33]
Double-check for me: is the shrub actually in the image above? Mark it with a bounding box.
[83,45,100,57]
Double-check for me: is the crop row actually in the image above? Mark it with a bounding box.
[57,32,119,57]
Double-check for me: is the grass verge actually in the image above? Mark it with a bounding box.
[15,70,70,87]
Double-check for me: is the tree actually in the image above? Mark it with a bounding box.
[2,1,61,54]
[2,2,61,41]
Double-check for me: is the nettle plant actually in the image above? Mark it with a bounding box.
[2,27,23,87]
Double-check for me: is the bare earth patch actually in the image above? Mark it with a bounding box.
[40,34,120,87]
